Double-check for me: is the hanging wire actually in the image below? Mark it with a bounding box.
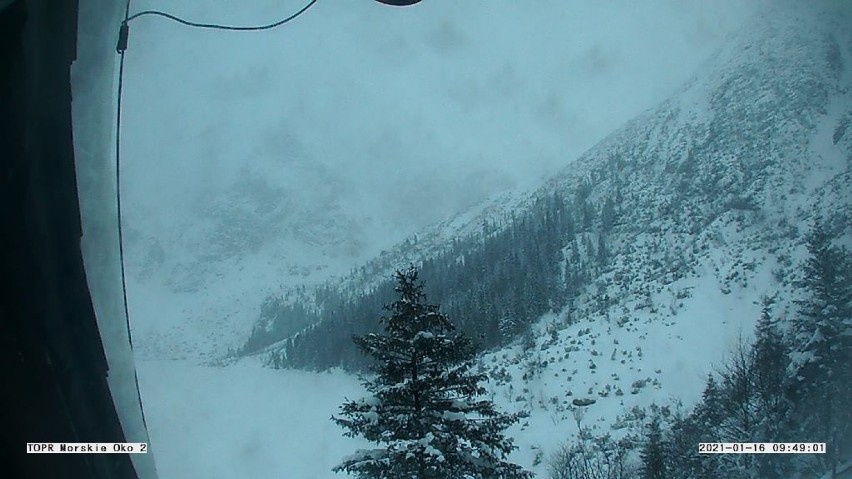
[124,0,318,31]
[112,0,319,433]
[113,0,321,346]
[114,0,154,435]
[116,0,132,345]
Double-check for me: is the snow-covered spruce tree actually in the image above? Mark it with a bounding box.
[788,224,852,476]
[640,416,667,479]
[751,304,795,479]
[332,266,533,479]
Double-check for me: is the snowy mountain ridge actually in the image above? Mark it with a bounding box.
[250,0,850,365]
[290,0,851,304]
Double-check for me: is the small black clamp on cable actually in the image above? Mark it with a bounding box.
[116,21,129,54]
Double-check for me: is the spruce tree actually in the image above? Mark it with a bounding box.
[640,416,667,479]
[788,224,852,476]
[689,375,724,478]
[664,413,705,479]
[753,304,788,406]
[751,304,794,478]
[332,266,533,479]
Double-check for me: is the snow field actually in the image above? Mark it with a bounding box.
[138,258,764,478]
[138,358,368,479]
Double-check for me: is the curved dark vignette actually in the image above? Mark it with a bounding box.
[374,0,423,6]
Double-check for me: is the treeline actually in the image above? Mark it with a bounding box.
[553,224,851,479]
[241,184,620,370]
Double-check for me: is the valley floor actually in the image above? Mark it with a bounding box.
[137,359,368,479]
[137,276,753,479]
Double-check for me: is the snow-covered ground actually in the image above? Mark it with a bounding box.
[138,259,758,478]
[138,358,369,479]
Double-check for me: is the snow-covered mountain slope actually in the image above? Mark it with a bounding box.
[253,0,850,370]
[248,0,850,456]
[124,153,375,359]
[531,0,852,318]
[451,3,852,471]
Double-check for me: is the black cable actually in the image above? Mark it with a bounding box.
[113,0,320,347]
[116,0,132,347]
[110,0,321,454]
[124,0,318,31]
[113,0,319,356]
[115,0,152,438]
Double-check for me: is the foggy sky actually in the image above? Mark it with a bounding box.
[121,0,761,269]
